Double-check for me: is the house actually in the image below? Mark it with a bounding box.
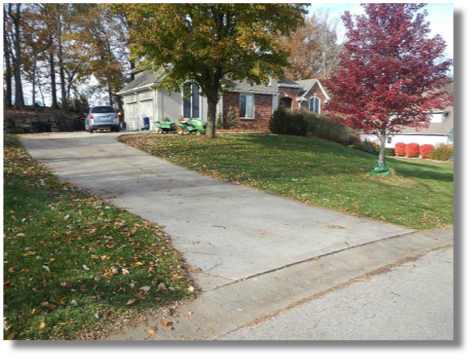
[360,107,454,148]
[116,70,330,131]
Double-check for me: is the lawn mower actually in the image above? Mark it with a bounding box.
[174,116,207,135]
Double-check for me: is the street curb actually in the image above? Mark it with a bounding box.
[105,228,452,340]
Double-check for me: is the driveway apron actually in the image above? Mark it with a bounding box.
[20,132,413,282]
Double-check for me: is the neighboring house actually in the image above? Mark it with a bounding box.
[116,70,330,131]
[360,107,454,148]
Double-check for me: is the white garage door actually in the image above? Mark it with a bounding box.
[125,102,138,130]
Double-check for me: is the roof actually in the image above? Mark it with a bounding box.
[117,70,278,95]
[117,70,163,95]
[398,107,454,135]
[294,78,331,100]
[225,80,277,94]
[117,71,333,98]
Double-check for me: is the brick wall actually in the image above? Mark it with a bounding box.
[222,92,273,131]
[277,86,300,109]
[300,81,327,113]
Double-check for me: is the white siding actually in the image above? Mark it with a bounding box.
[360,133,450,148]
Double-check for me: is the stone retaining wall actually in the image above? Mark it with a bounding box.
[3,113,85,134]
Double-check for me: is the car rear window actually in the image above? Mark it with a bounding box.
[91,106,115,114]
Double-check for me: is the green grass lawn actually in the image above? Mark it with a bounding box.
[120,134,453,230]
[3,135,194,340]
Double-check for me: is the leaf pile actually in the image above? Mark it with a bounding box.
[3,135,194,340]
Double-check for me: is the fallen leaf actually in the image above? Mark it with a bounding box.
[185,312,192,318]
[126,299,136,306]
[83,265,90,271]
[161,319,170,327]
[39,322,46,329]
[147,330,155,336]
[41,302,57,310]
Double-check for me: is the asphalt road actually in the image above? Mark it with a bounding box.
[222,246,454,341]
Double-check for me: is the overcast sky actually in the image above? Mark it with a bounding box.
[308,3,454,60]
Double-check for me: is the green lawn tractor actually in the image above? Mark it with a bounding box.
[174,116,207,135]
[154,118,177,134]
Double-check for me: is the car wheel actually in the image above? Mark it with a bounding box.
[157,128,163,134]
[88,127,94,133]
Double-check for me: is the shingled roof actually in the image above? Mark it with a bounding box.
[398,107,454,135]
[118,70,278,95]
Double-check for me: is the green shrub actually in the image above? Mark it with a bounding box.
[384,148,395,156]
[286,111,307,136]
[216,112,223,129]
[224,106,238,129]
[269,107,355,144]
[429,144,454,161]
[296,109,353,144]
[269,106,287,134]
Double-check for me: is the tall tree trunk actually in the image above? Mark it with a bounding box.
[205,92,218,139]
[378,130,387,164]
[49,47,58,108]
[205,69,222,139]
[3,7,12,108]
[32,60,36,106]
[108,84,113,106]
[57,7,67,112]
[9,3,24,109]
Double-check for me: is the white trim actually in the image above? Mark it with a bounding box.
[301,79,330,101]
[116,83,157,96]
[309,96,321,114]
[228,89,278,96]
[139,97,153,102]
[277,84,302,89]
[125,101,137,104]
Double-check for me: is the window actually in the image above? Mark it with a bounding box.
[239,94,254,118]
[90,106,115,114]
[183,83,200,118]
[309,96,320,113]
[387,136,392,144]
[430,113,443,123]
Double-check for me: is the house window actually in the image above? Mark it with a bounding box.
[387,136,392,144]
[239,94,254,118]
[309,96,320,113]
[183,83,200,118]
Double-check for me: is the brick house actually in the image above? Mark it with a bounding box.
[117,70,330,131]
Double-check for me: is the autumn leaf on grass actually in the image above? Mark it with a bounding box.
[126,299,136,306]
[41,302,57,310]
[39,322,46,330]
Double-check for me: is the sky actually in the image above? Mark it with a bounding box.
[308,3,454,60]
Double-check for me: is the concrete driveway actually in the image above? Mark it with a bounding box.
[20,132,413,285]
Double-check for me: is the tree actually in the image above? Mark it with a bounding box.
[111,3,307,138]
[280,15,320,80]
[8,3,25,108]
[3,5,13,107]
[324,4,453,172]
[282,11,344,80]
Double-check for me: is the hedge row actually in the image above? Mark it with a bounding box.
[394,142,453,160]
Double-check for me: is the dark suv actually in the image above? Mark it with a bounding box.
[85,106,120,133]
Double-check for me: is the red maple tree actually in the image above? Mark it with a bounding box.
[324,3,453,166]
